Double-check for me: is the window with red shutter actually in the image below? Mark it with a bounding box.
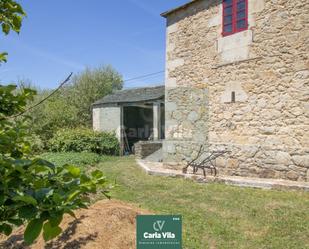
[222,0,248,36]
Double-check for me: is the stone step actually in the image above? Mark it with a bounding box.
[136,159,309,191]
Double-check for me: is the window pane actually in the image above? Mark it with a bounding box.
[224,24,233,33]
[237,10,246,20]
[224,0,233,6]
[237,1,246,11]
[224,6,232,15]
[237,19,246,29]
[224,15,232,24]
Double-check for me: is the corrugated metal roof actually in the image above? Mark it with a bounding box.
[92,85,165,106]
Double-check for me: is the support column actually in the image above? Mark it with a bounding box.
[119,106,124,156]
[153,102,161,140]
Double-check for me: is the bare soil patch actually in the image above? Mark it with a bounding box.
[0,200,151,249]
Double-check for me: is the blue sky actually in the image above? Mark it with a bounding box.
[0,0,189,89]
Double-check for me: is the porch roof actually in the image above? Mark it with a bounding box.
[92,85,165,107]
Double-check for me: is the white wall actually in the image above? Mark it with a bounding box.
[93,106,121,141]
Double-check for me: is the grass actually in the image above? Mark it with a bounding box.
[44,153,309,249]
[40,152,116,167]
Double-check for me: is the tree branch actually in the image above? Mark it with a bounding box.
[9,72,73,119]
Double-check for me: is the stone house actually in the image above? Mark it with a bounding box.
[160,0,309,181]
[93,0,308,182]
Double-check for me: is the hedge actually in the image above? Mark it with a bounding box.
[48,128,119,155]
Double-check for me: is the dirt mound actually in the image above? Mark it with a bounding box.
[0,200,152,249]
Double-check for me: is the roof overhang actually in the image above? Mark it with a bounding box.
[160,0,201,18]
[92,85,165,108]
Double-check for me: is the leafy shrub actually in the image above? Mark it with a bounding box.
[40,152,109,167]
[28,91,80,142]
[27,133,45,154]
[0,85,112,245]
[0,3,111,245]
[48,128,120,155]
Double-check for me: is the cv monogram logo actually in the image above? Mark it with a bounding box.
[153,220,165,232]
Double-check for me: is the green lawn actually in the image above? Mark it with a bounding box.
[44,153,309,249]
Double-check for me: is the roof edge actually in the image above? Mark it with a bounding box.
[92,96,164,108]
[92,85,165,106]
[160,0,200,18]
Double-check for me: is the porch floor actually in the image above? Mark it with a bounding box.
[136,159,309,191]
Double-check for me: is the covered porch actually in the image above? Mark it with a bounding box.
[92,86,165,156]
[121,101,164,155]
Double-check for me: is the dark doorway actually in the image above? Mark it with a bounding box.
[123,106,153,153]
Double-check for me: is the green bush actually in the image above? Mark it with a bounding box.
[27,133,45,154]
[48,128,120,155]
[0,3,111,244]
[0,85,111,244]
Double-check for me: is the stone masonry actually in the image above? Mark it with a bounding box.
[162,0,309,181]
[134,141,163,159]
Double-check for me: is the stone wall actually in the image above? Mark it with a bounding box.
[135,141,163,159]
[163,0,309,181]
[163,86,209,168]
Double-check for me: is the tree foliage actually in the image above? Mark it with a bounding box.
[0,85,112,245]
[28,89,79,142]
[0,0,26,63]
[27,66,123,142]
[67,66,123,126]
[0,1,112,244]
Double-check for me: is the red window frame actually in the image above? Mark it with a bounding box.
[222,0,248,36]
